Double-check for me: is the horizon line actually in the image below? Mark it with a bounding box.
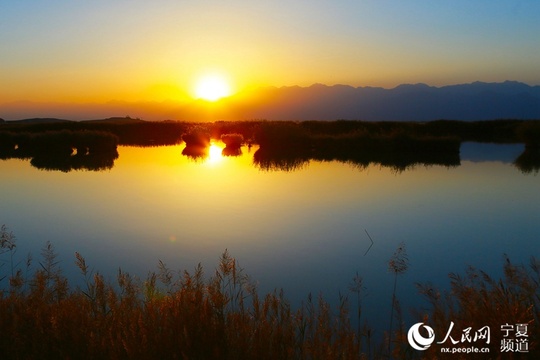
[2,79,539,106]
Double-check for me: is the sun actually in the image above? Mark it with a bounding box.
[194,74,232,101]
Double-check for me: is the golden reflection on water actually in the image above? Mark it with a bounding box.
[113,143,263,219]
[1,143,538,323]
[208,143,224,164]
[1,142,537,345]
[117,142,251,168]
[3,143,535,261]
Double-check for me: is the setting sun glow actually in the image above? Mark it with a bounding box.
[194,75,232,101]
[208,143,224,164]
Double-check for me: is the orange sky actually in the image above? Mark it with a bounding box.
[1,1,540,119]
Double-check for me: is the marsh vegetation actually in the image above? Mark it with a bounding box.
[0,130,119,171]
[221,133,245,157]
[2,119,540,172]
[1,119,538,358]
[1,226,538,359]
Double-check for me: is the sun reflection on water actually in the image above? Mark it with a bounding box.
[207,143,225,164]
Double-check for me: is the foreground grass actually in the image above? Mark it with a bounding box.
[0,244,359,359]
[1,227,539,359]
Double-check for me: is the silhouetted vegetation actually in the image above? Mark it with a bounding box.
[211,120,259,144]
[516,121,540,150]
[0,130,119,172]
[0,231,360,359]
[180,126,213,161]
[29,151,118,172]
[221,133,244,149]
[420,119,525,143]
[181,145,210,161]
[253,147,311,172]
[222,146,242,157]
[412,255,539,359]
[255,122,312,150]
[257,121,460,152]
[514,148,540,174]
[511,122,540,174]
[252,132,460,172]
[2,118,536,145]
[0,129,118,155]
[2,118,536,148]
[0,118,187,146]
[182,126,211,148]
[1,226,538,359]
[4,119,540,172]
[301,119,526,143]
[388,243,409,354]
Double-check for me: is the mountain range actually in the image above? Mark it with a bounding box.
[1,81,539,121]
[218,80,540,121]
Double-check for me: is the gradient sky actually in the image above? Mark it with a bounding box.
[1,0,540,104]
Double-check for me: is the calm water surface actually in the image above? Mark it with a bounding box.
[1,142,538,331]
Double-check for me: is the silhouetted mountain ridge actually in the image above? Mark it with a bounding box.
[234,81,540,121]
[1,81,539,121]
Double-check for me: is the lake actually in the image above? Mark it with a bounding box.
[1,141,538,336]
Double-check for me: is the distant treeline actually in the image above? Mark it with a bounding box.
[0,118,187,146]
[202,119,540,172]
[0,130,118,155]
[2,118,540,145]
[2,118,540,172]
[177,118,540,148]
[212,119,539,145]
[250,122,461,171]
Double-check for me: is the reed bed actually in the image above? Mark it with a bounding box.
[0,130,118,156]
[0,238,362,359]
[2,119,532,148]
[181,126,211,148]
[221,133,244,149]
[0,130,119,171]
[412,255,540,359]
[517,121,540,150]
[1,226,538,359]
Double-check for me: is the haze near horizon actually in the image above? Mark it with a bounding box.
[1,1,540,120]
